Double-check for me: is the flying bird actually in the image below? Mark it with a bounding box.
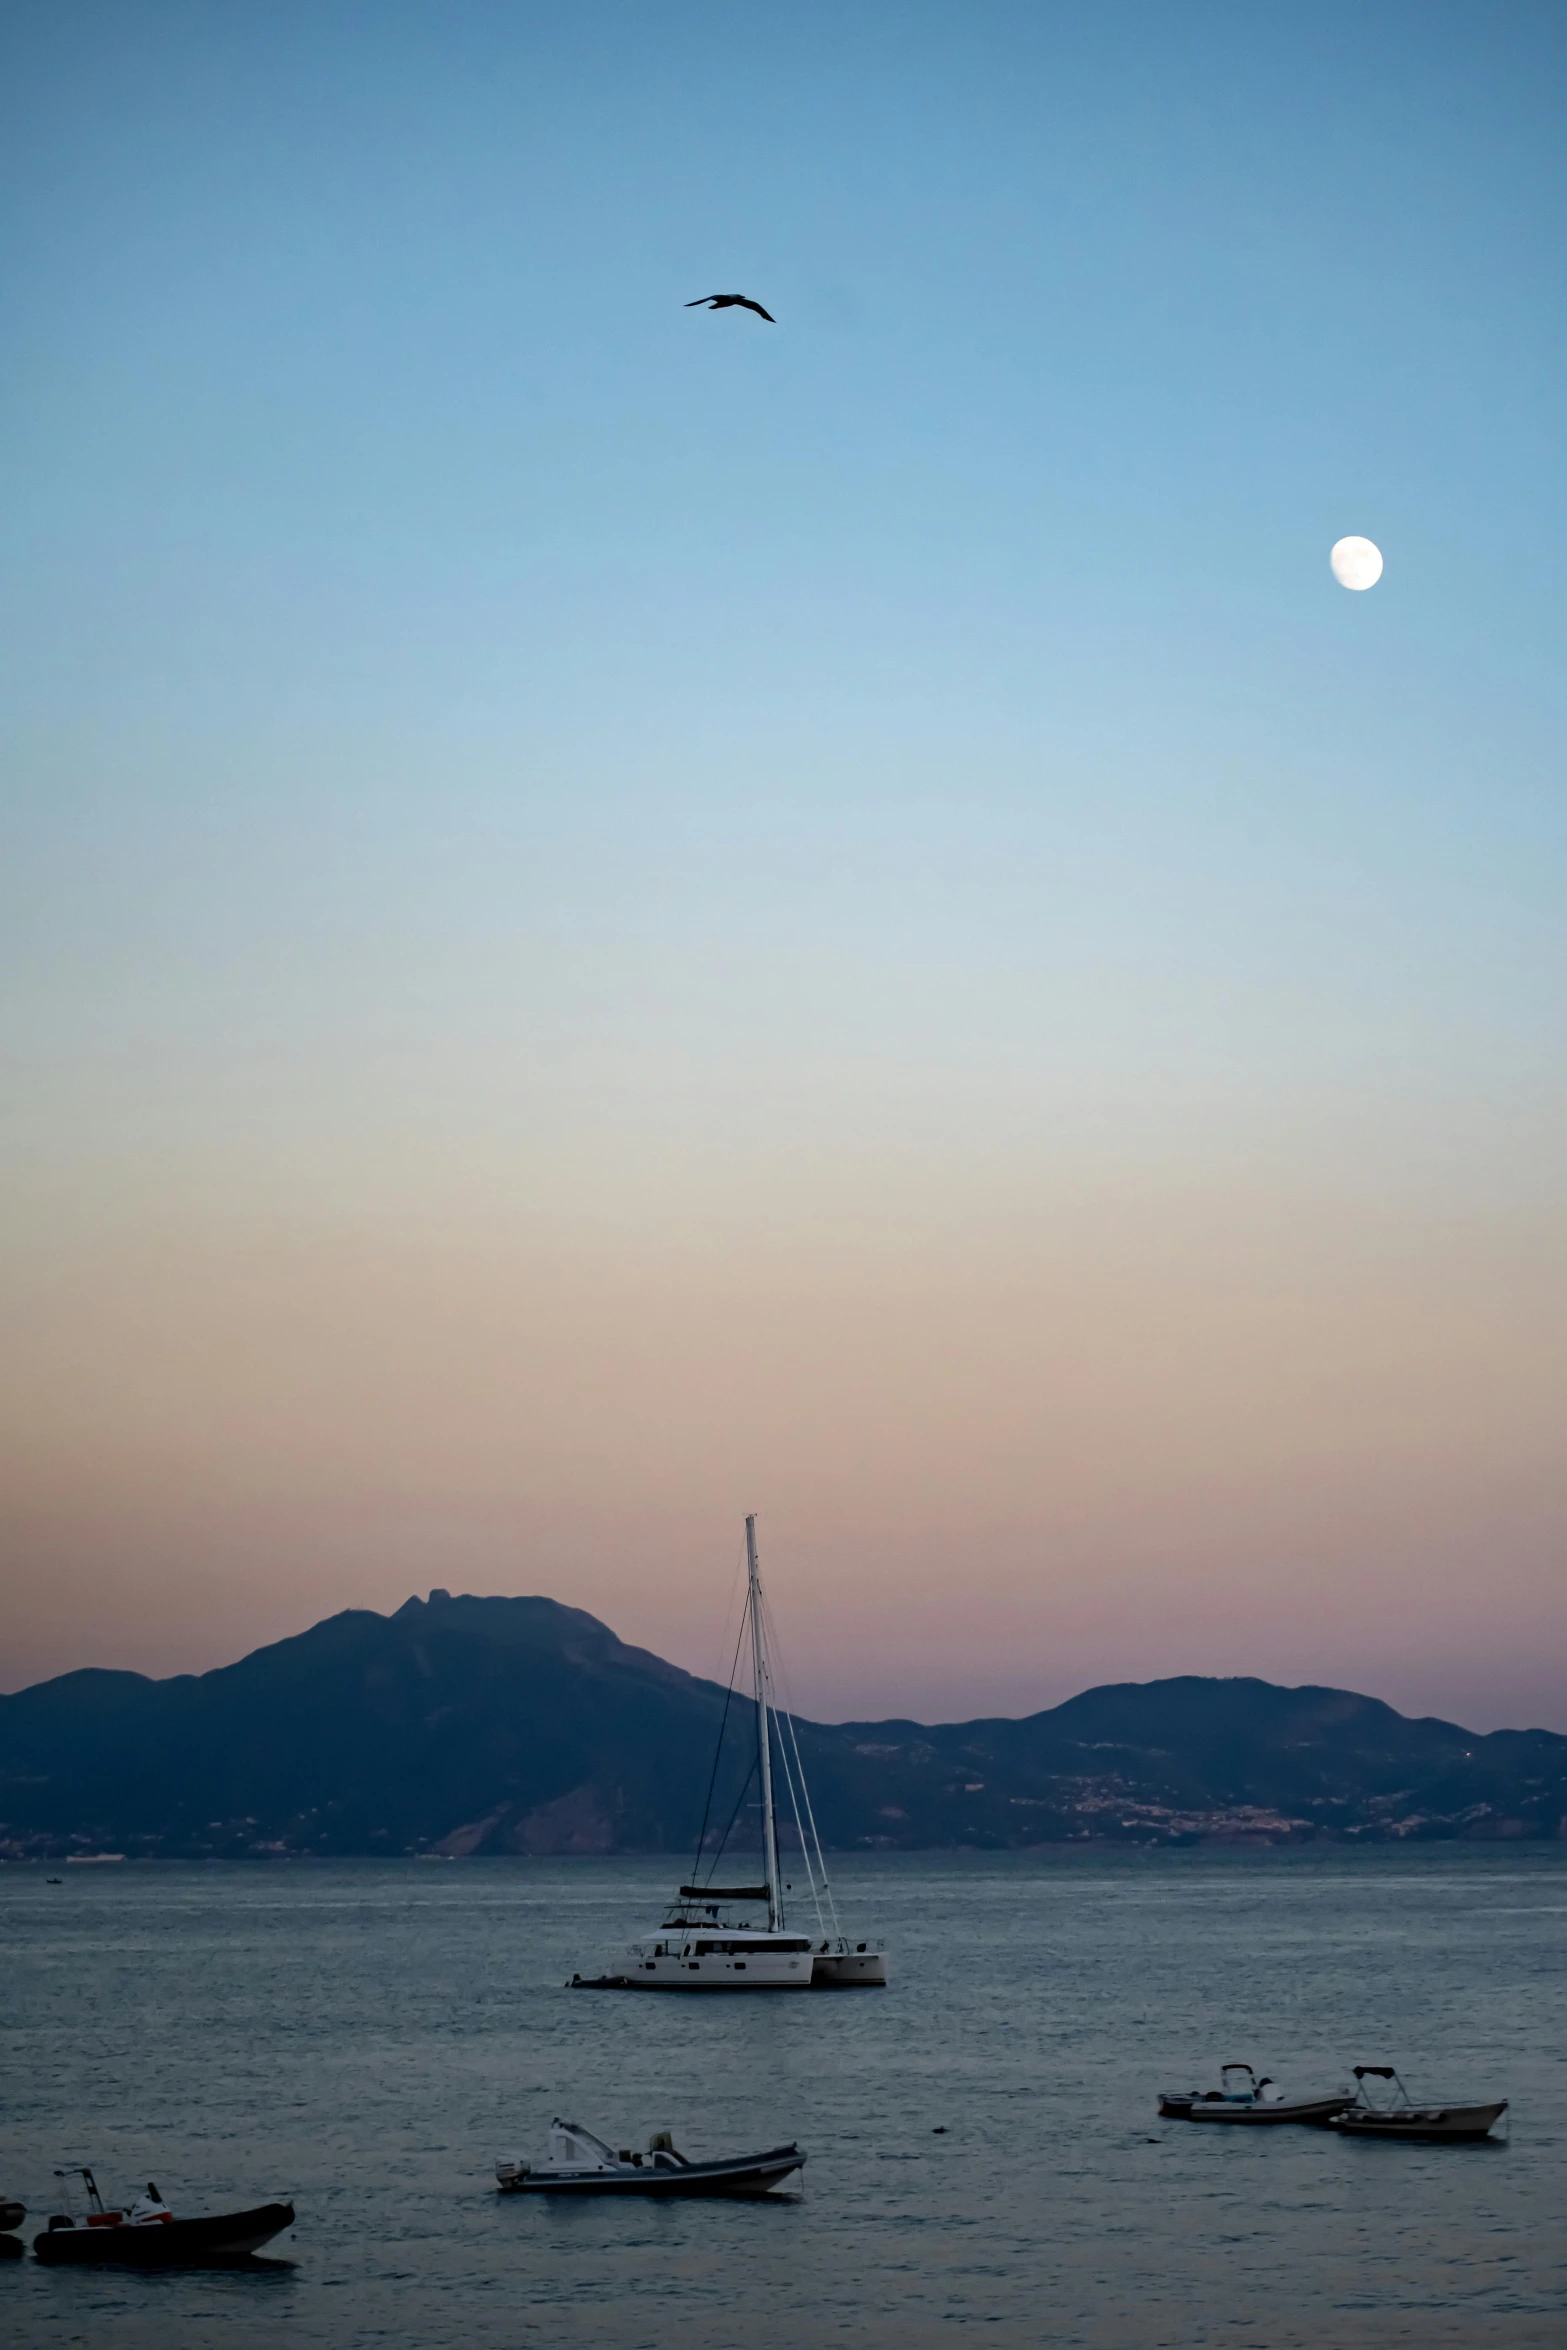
[685,293,775,322]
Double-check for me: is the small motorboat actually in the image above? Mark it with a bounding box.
[33,2167,294,2265]
[1159,2061,1349,2126]
[0,2204,24,2262]
[1329,2065,1508,2143]
[496,2119,805,2197]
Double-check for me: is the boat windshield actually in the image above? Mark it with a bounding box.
[549,2121,619,2169]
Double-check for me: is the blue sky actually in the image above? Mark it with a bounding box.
[2,2,1564,1722]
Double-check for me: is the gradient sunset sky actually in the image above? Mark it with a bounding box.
[3,2,1564,1728]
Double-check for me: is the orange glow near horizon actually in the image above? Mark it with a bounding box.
[5,1147,1563,1731]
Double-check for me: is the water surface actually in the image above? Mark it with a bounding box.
[3,1849,1563,2347]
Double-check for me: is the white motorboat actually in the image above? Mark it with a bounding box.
[1159,2062,1349,2125]
[1330,2065,1508,2143]
[578,1516,887,1992]
[496,2121,805,2197]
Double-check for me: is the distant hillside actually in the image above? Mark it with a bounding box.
[2,1591,1563,1858]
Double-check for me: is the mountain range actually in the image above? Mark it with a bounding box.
[2,1590,1564,1860]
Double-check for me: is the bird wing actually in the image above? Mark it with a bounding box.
[685,296,722,307]
[737,298,775,321]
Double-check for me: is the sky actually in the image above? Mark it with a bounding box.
[2,0,1564,1729]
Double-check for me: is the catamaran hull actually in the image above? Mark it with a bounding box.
[570,1970,809,1991]
[810,1950,888,1987]
[500,2149,804,2196]
[622,1949,811,1989]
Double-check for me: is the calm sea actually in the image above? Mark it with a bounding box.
[3,1849,1564,2349]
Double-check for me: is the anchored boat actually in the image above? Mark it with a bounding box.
[1330,2065,1508,2143]
[580,1515,887,1992]
[1159,2062,1349,2125]
[496,2120,805,2197]
[33,2167,293,2266]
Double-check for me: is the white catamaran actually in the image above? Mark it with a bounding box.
[612,1517,887,1991]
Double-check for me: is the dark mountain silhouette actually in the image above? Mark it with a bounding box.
[1,1591,1563,1858]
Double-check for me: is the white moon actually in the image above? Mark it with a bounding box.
[1330,535,1383,590]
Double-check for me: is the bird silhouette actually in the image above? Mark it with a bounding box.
[685,293,775,322]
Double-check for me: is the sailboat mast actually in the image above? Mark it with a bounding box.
[745,1513,780,1932]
